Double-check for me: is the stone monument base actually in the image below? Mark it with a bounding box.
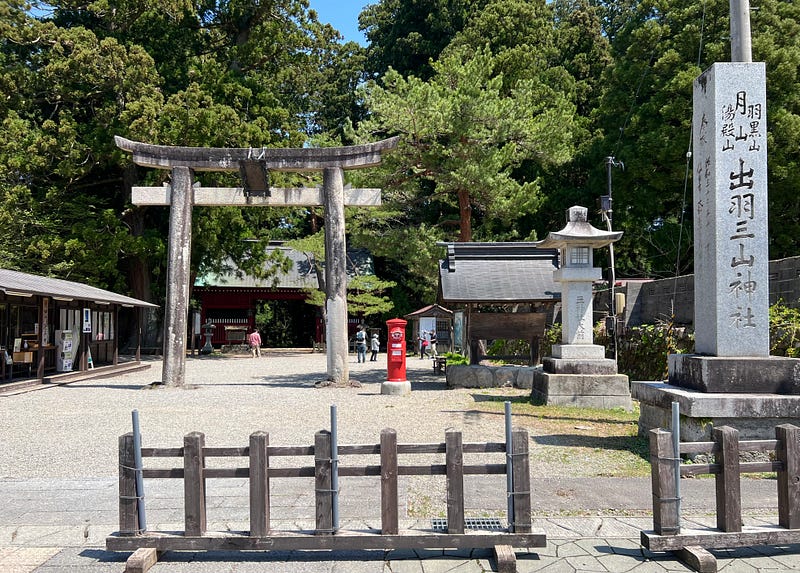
[531,368,632,410]
[551,343,606,360]
[668,354,800,393]
[543,357,618,375]
[632,381,800,440]
[381,380,411,396]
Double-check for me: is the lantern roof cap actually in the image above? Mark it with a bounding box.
[538,206,622,249]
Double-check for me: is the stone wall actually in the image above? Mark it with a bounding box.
[445,364,534,389]
[598,255,800,328]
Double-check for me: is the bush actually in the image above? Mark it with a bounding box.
[770,300,800,357]
[611,323,693,381]
[440,352,468,365]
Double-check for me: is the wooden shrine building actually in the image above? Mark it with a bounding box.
[194,244,374,348]
[0,269,156,386]
[437,242,561,364]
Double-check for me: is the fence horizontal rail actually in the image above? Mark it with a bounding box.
[679,439,779,456]
[141,442,507,459]
[680,460,783,477]
[142,463,509,480]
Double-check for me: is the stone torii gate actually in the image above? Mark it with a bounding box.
[116,135,399,387]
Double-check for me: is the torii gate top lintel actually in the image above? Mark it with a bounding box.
[114,135,400,172]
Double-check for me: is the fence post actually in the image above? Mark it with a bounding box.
[714,425,742,532]
[184,431,207,536]
[445,429,465,534]
[511,428,532,533]
[380,428,399,535]
[119,433,139,535]
[777,424,800,529]
[650,428,679,534]
[249,431,270,537]
[315,430,333,534]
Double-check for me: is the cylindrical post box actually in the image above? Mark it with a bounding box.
[385,318,407,382]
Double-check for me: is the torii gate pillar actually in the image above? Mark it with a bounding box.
[162,166,194,386]
[323,167,348,384]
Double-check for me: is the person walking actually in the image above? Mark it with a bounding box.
[419,330,429,359]
[429,330,438,358]
[247,328,262,358]
[370,333,380,361]
[355,325,368,363]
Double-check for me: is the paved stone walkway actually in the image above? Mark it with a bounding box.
[1,352,800,572]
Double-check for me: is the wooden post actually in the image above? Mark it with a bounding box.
[322,167,349,385]
[714,425,742,532]
[119,433,139,535]
[125,548,160,573]
[162,166,194,387]
[183,431,206,536]
[315,430,333,534]
[249,432,270,537]
[135,307,142,362]
[494,545,517,573]
[113,306,119,365]
[511,428,532,533]
[37,296,46,381]
[380,428,399,535]
[777,424,800,529]
[650,428,679,534]
[445,429,465,534]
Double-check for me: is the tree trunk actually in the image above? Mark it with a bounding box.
[457,188,472,242]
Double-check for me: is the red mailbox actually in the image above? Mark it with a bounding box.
[386,318,407,382]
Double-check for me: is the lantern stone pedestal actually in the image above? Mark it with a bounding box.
[530,206,632,410]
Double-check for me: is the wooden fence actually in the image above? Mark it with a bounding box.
[107,427,545,572]
[643,424,800,573]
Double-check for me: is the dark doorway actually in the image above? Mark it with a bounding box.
[256,299,317,347]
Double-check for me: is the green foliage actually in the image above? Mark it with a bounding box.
[347,275,397,317]
[603,323,694,381]
[540,323,562,359]
[360,0,488,80]
[440,351,467,365]
[769,300,800,358]
[0,0,353,307]
[584,0,800,277]
[486,338,531,363]
[286,232,396,317]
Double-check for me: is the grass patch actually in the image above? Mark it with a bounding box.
[468,391,651,478]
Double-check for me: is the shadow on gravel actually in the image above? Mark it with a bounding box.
[78,548,129,562]
[60,383,159,390]
[534,433,649,460]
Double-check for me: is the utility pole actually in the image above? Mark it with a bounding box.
[601,156,623,361]
[730,0,753,63]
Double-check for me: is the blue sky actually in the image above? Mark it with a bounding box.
[309,0,369,45]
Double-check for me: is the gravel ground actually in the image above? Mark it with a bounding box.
[0,352,522,482]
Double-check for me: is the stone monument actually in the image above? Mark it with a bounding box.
[531,206,632,410]
[632,0,800,439]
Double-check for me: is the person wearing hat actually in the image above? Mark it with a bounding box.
[370,332,380,362]
[355,325,368,363]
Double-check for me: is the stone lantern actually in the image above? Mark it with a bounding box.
[532,206,631,409]
[200,320,216,355]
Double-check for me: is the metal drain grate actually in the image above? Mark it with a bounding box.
[430,517,506,532]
